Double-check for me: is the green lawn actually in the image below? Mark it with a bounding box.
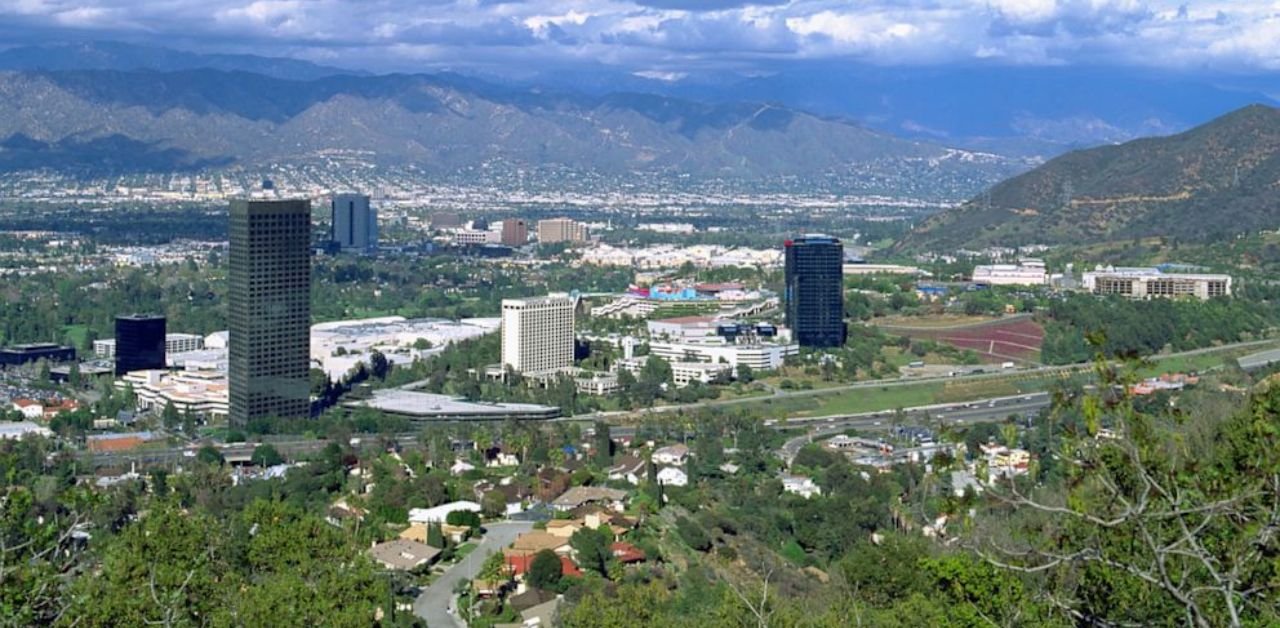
[813,382,943,415]
[453,543,478,560]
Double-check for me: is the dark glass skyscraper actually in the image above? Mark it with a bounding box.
[114,314,166,376]
[784,234,846,348]
[229,199,312,427]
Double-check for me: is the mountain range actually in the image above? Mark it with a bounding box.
[901,104,1280,249]
[0,65,1025,193]
[1,41,1276,163]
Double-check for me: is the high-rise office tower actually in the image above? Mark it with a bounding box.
[501,295,575,375]
[331,193,377,251]
[229,199,312,427]
[499,219,528,247]
[114,314,166,376]
[784,234,846,348]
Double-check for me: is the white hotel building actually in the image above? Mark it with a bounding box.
[501,294,575,375]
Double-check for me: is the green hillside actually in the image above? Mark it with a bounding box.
[902,104,1280,250]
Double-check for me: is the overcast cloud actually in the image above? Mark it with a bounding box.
[1,0,1278,74]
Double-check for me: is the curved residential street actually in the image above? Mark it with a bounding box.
[414,521,533,628]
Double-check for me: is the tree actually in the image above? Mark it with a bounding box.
[36,358,50,384]
[481,489,507,519]
[427,521,445,549]
[978,360,1280,627]
[446,510,481,530]
[368,350,390,380]
[528,549,563,590]
[569,525,613,577]
[196,445,224,466]
[593,421,613,465]
[736,362,754,384]
[68,361,81,388]
[251,444,285,467]
[162,400,180,429]
[676,516,711,552]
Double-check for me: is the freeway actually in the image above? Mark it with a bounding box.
[573,337,1279,421]
[83,338,1272,468]
[777,392,1052,463]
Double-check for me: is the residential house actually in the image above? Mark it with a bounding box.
[368,539,440,571]
[606,455,646,484]
[545,512,629,541]
[326,498,366,526]
[505,553,581,579]
[781,475,822,499]
[610,542,646,564]
[656,467,688,487]
[504,531,571,559]
[484,446,521,468]
[408,500,481,524]
[979,443,1031,484]
[550,486,628,512]
[650,444,690,466]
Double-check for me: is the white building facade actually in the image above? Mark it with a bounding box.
[501,295,575,375]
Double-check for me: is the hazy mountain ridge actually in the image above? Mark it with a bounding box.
[0,41,361,80]
[901,104,1280,249]
[0,68,1027,190]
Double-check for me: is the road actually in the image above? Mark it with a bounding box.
[574,337,1278,421]
[414,521,532,628]
[778,392,1052,463]
[84,338,1275,468]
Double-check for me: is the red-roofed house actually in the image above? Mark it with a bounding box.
[610,542,646,564]
[506,554,582,579]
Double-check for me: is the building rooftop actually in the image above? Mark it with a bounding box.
[347,390,559,421]
[368,539,441,571]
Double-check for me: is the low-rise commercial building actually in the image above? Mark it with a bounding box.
[971,260,1047,286]
[1082,266,1231,300]
[345,390,560,422]
[118,369,230,420]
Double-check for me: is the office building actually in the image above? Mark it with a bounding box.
[165,333,204,354]
[228,199,312,427]
[1082,266,1232,300]
[537,218,590,244]
[331,193,377,251]
[500,219,528,247]
[784,234,846,348]
[115,314,166,376]
[501,295,575,375]
[0,343,76,367]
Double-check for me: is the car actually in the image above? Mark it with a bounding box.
[182,450,196,458]
[873,421,882,426]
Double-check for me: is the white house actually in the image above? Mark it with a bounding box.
[656,467,688,487]
[408,501,482,524]
[651,444,690,466]
[781,475,822,499]
[451,459,477,476]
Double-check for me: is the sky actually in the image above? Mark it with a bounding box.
[2,0,1280,76]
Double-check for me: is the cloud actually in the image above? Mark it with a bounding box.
[0,0,1278,73]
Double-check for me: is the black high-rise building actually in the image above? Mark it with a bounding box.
[228,199,312,427]
[784,234,846,348]
[114,314,166,376]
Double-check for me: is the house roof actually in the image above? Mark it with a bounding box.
[608,455,645,474]
[505,553,581,577]
[653,444,689,457]
[551,486,627,509]
[368,539,441,570]
[611,542,646,563]
[507,530,570,555]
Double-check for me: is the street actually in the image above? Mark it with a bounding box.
[413,520,533,628]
